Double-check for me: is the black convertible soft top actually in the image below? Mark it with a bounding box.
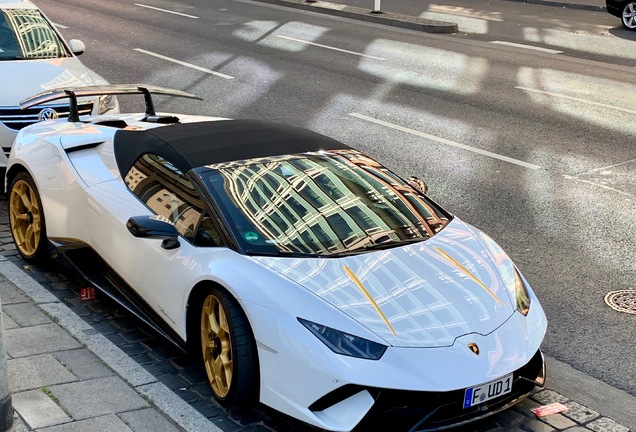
[114,119,349,177]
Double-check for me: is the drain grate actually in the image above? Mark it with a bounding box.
[604,290,636,315]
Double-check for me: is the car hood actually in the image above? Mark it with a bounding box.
[0,57,102,106]
[251,218,518,348]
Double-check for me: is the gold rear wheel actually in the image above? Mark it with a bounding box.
[9,172,46,261]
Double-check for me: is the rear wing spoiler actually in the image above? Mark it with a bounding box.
[20,84,202,122]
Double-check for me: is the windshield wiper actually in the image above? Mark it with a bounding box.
[361,237,426,252]
[244,242,426,258]
[244,249,331,258]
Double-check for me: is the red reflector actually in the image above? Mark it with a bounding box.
[80,287,96,300]
[531,402,568,417]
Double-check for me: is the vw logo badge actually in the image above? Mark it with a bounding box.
[38,107,59,121]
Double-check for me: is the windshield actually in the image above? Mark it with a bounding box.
[0,9,70,60]
[201,150,450,257]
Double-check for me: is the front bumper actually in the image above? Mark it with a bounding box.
[255,292,547,432]
[318,349,545,432]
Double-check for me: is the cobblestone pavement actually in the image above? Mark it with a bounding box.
[0,194,630,432]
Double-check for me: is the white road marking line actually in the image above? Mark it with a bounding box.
[490,40,562,54]
[134,48,234,80]
[573,157,636,177]
[516,86,636,115]
[53,22,68,29]
[349,113,542,170]
[276,35,386,60]
[134,3,199,18]
[564,175,636,198]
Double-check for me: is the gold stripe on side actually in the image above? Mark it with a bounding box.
[343,265,397,337]
[434,247,504,306]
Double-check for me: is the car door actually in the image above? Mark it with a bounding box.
[86,152,206,338]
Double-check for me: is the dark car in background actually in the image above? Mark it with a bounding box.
[606,0,636,30]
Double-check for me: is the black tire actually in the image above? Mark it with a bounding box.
[199,287,258,405]
[8,172,48,262]
[622,2,636,30]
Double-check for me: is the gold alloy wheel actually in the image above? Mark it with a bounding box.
[9,178,42,258]
[201,294,233,398]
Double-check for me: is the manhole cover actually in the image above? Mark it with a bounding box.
[604,290,636,315]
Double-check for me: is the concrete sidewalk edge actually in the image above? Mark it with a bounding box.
[0,256,219,432]
[504,0,606,12]
[254,0,459,33]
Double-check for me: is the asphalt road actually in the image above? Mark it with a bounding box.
[35,0,636,405]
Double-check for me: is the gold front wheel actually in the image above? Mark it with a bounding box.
[201,293,233,398]
[199,288,257,406]
[9,172,47,262]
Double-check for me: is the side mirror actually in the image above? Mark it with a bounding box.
[68,39,85,55]
[126,215,180,250]
[406,176,429,195]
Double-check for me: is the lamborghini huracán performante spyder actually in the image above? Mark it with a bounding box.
[6,85,547,432]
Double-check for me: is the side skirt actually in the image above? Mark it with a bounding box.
[51,239,188,352]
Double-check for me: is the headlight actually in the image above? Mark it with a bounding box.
[479,232,531,316]
[298,318,387,360]
[98,94,118,114]
[513,268,531,316]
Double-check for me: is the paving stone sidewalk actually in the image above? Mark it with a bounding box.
[0,255,218,432]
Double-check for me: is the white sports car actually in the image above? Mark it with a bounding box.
[6,85,547,432]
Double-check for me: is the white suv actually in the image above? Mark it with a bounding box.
[0,0,118,168]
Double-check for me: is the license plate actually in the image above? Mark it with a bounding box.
[463,374,513,409]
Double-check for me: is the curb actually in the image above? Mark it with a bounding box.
[503,0,606,12]
[253,0,458,33]
[249,0,606,35]
[0,256,221,432]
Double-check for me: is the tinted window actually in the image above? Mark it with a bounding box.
[125,153,205,241]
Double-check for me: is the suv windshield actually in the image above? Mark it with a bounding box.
[201,150,450,257]
[0,9,70,60]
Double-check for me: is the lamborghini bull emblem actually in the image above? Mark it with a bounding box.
[468,343,480,356]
